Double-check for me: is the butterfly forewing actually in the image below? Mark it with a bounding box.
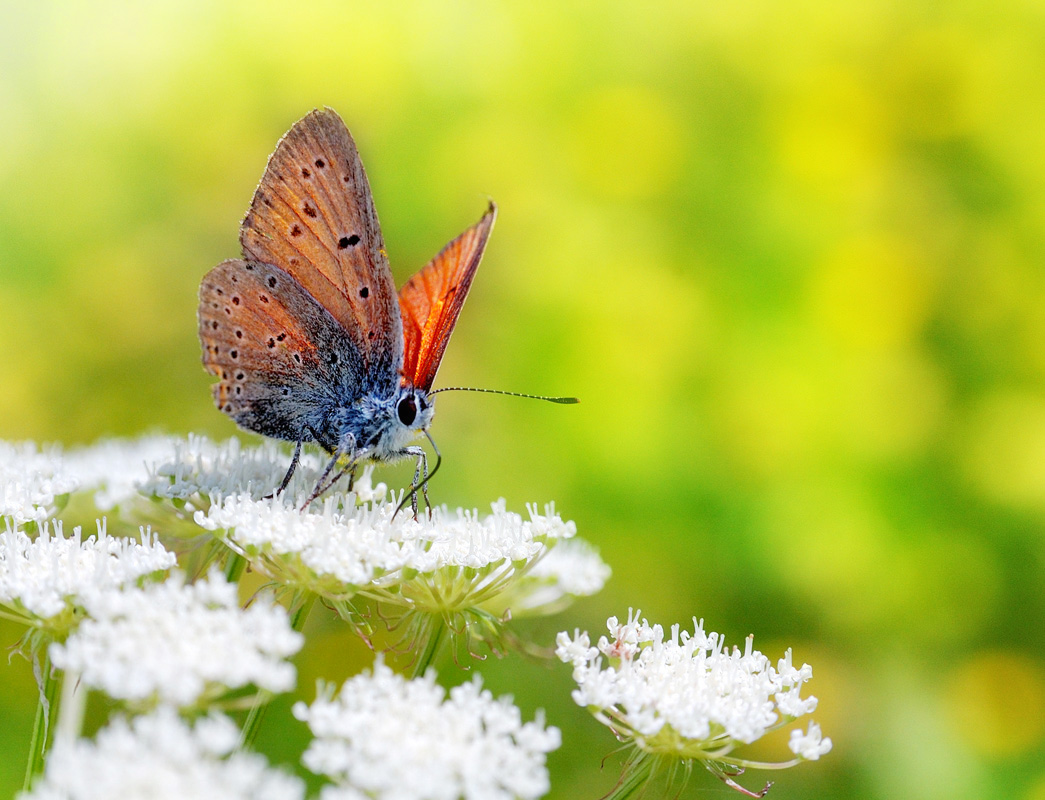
[199,258,361,443]
[398,202,496,391]
[240,108,402,388]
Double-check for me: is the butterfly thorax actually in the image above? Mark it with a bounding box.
[329,386,434,462]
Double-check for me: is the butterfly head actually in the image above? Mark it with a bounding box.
[338,385,435,462]
[381,385,435,458]
[394,386,435,435]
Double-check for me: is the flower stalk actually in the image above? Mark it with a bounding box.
[601,750,658,800]
[23,653,60,792]
[410,616,447,678]
[239,591,316,749]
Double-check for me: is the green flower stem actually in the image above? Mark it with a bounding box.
[603,751,657,800]
[55,668,86,742]
[728,756,802,770]
[239,688,273,750]
[239,592,315,750]
[23,653,61,791]
[0,608,31,624]
[224,551,246,583]
[411,618,447,679]
[289,593,316,631]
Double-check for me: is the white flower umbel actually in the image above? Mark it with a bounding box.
[48,570,303,708]
[0,441,78,526]
[0,519,175,632]
[294,658,560,800]
[196,495,587,652]
[358,499,584,659]
[19,706,304,800]
[557,610,831,798]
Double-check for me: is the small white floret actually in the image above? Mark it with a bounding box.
[788,720,833,760]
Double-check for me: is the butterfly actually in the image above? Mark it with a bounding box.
[198,108,500,509]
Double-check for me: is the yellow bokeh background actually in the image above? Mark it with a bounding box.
[2,2,1045,798]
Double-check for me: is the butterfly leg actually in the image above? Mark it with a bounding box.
[303,446,348,510]
[302,435,365,508]
[321,461,358,498]
[268,437,305,499]
[404,446,430,518]
[415,449,431,513]
[393,435,441,519]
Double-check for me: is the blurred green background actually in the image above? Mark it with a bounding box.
[2,1,1045,798]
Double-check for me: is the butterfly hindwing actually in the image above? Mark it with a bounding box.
[198,259,362,443]
[398,202,496,391]
[240,108,402,391]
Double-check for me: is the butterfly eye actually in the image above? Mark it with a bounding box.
[397,395,418,426]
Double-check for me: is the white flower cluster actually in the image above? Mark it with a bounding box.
[140,435,328,506]
[63,436,178,510]
[501,537,611,615]
[49,571,303,707]
[557,610,831,761]
[294,659,561,800]
[0,434,367,516]
[0,519,175,623]
[196,494,596,615]
[19,707,304,800]
[1,436,187,519]
[0,441,78,526]
[361,500,583,615]
[195,494,415,590]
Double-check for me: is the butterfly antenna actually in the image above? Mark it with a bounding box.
[394,430,443,518]
[428,387,579,404]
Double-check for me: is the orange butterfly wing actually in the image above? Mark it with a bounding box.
[240,108,402,380]
[398,202,497,391]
